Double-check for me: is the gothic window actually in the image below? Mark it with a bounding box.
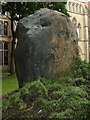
[72,18,77,26]
[68,3,71,11]
[82,8,85,13]
[0,41,8,66]
[0,21,3,35]
[77,23,81,40]
[79,6,82,13]
[76,5,78,13]
[72,4,75,12]
[4,21,8,36]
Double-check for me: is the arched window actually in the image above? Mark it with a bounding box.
[77,23,81,39]
[76,5,78,13]
[72,18,77,26]
[82,8,84,13]
[68,3,71,11]
[79,6,82,13]
[72,4,75,12]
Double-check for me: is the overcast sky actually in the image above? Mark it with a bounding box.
[72,0,90,1]
[80,0,90,1]
[74,0,90,1]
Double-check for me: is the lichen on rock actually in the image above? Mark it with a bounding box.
[14,8,78,87]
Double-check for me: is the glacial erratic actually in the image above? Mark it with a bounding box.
[14,8,78,87]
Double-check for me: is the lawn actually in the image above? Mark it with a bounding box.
[2,75,19,96]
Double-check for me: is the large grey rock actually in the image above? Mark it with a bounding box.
[14,8,78,87]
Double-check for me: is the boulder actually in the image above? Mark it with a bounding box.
[14,8,78,87]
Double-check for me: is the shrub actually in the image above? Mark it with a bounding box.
[2,57,90,119]
[71,57,89,80]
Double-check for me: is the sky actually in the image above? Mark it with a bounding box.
[73,0,90,1]
[79,0,90,1]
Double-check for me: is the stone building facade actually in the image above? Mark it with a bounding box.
[86,1,90,61]
[66,0,90,62]
[0,1,12,73]
[89,10,90,61]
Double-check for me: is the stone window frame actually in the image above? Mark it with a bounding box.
[0,41,8,66]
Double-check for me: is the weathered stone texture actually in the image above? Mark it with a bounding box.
[14,8,78,87]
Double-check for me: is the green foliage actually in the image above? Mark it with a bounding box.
[2,2,69,21]
[71,57,88,79]
[3,77,89,119]
[21,79,48,102]
[49,109,74,118]
[3,92,27,119]
[87,62,90,79]
[2,57,90,119]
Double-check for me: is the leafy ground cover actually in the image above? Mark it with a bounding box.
[2,75,18,96]
[2,58,90,119]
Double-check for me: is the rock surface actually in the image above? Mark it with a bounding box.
[14,8,78,87]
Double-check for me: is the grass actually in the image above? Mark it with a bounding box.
[2,75,19,96]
